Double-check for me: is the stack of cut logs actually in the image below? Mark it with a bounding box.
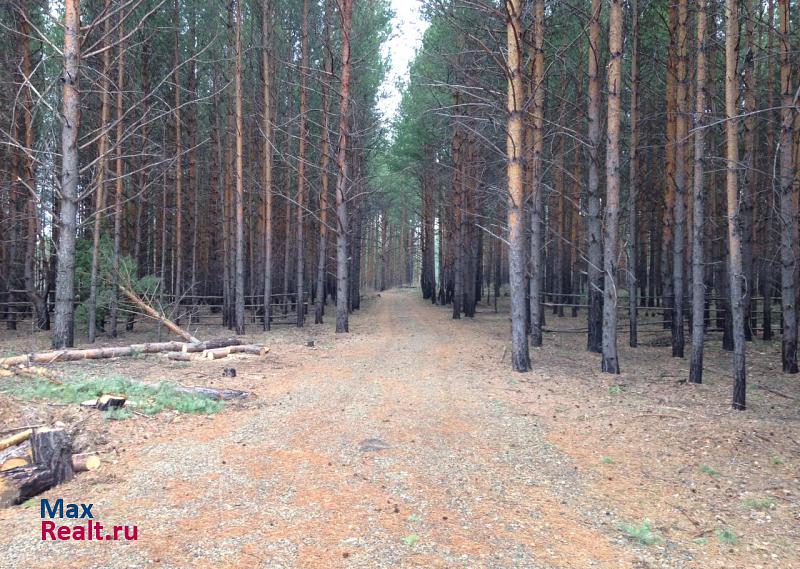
[0,338,269,368]
[0,427,99,508]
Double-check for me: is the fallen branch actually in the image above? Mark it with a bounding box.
[175,385,250,401]
[119,285,199,342]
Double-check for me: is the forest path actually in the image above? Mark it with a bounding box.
[0,289,636,569]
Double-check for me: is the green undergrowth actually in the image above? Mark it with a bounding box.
[0,373,223,417]
[619,520,662,546]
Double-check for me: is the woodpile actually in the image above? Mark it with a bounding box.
[0,339,269,369]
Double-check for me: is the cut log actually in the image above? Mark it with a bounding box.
[1,457,29,471]
[0,464,57,507]
[96,394,126,411]
[0,440,31,465]
[119,285,200,342]
[167,352,194,362]
[181,337,242,353]
[1,343,190,369]
[0,429,32,452]
[203,347,231,360]
[72,454,101,472]
[128,341,186,353]
[229,345,270,357]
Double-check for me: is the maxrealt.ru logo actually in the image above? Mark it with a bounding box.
[40,499,138,541]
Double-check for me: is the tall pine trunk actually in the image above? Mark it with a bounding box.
[334,0,353,333]
[672,0,688,358]
[262,0,274,331]
[725,0,747,409]
[528,0,545,347]
[505,0,530,371]
[689,0,708,384]
[586,0,603,354]
[778,0,798,373]
[296,0,309,327]
[627,0,640,347]
[234,0,246,334]
[601,0,623,374]
[53,0,81,349]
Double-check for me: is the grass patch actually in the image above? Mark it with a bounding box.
[742,497,774,511]
[0,373,223,416]
[619,520,661,545]
[700,464,720,477]
[693,537,708,545]
[601,456,614,464]
[717,528,737,544]
[608,385,622,395]
[771,456,784,466]
[401,534,420,546]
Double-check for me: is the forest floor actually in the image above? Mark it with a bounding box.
[0,288,798,569]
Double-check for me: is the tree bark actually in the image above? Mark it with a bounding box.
[601,0,623,374]
[234,0,246,335]
[334,0,353,333]
[505,0,530,371]
[672,0,688,358]
[315,7,332,324]
[296,0,310,328]
[262,0,274,331]
[627,0,640,348]
[586,0,603,354]
[52,0,81,349]
[725,0,747,409]
[689,0,708,384]
[528,0,545,347]
[778,0,798,373]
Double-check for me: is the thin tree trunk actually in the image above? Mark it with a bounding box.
[689,0,708,384]
[295,0,309,328]
[762,0,775,342]
[88,0,112,344]
[528,0,545,347]
[672,0,688,358]
[315,8,332,324]
[586,0,603,354]
[741,0,757,341]
[173,0,184,322]
[627,0,640,348]
[262,0,274,331]
[334,0,353,333]
[109,12,125,338]
[778,0,798,373]
[725,0,747,409]
[234,0,246,334]
[16,5,48,330]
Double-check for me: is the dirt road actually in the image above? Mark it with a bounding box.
[3,289,789,568]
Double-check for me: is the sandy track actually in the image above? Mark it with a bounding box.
[0,290,707,568]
